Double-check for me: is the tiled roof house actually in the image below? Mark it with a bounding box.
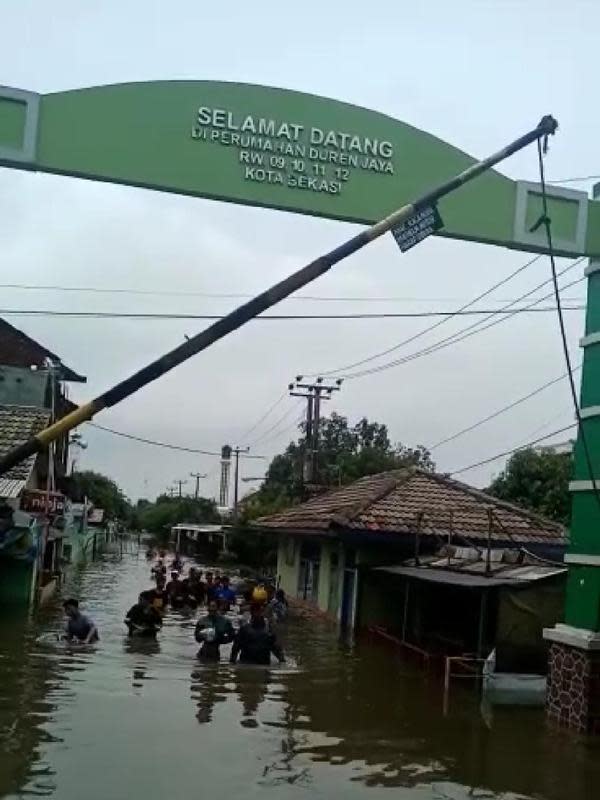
[0,318,86,501]
[257,469,567,547]
[0,405,51,498]
[256,469,567,635]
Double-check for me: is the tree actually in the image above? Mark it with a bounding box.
[136,495,220,537]
[487,447,572,524]
[64,470,130,520]
[254,412,434,511]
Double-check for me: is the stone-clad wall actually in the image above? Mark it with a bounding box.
[547,642,600,734]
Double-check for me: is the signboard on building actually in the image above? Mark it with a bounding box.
[21,489,65,515]
[87,508,105,525]
[392,205,444,252]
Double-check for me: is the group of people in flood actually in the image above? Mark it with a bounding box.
[62,551,288,666]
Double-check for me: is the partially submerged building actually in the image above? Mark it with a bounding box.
[0,319,90,604]
[255,469,567,669]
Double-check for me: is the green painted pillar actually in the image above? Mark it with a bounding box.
[544,183,600,734]
[565,184,600,631]
[564,182,600,631]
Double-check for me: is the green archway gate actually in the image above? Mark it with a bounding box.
[1,81,598,255]
[1,82,600,727]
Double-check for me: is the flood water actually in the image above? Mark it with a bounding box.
[1,550,599,800]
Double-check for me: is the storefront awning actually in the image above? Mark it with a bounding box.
[373,565,523,588]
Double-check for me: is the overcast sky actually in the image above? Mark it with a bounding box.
[1,1,597,502]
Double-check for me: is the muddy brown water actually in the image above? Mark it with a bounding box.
[0,551,599,799]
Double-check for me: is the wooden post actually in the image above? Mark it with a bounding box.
[402,581,410,642]
[477,591,487,657]
[414,512,424,567]
[486,509,493,575]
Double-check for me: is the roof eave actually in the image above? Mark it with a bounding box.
[61,368,87,383]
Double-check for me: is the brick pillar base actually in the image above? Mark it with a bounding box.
[546,639,600,734]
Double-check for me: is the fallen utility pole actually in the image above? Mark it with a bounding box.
[0,116,557,478]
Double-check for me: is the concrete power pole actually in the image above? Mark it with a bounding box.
[232,446,250,522]
[173,478,187,498]
[189,471,207,499]
[289,376,342,486]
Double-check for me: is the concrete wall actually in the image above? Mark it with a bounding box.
[0,560,34,605]
[68,528,97,565]
[496,577,566,673]
[276,536,345,619]
[276,535,300,598]
[0,366,47,406]
[358,571,407,630]
[317,542,332,611]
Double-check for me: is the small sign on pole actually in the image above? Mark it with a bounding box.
[392,205,444,252]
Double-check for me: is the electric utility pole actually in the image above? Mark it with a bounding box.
[232,446,250,522]
[289,376,342,485]
[189,471,207,499]
[173,478,187,498]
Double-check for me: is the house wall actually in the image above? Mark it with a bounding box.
[66,526,97,566]
[276,536,346,620]
[0,560,34,605]
[276,535,300,598]
[0,366,47,406]
[496,576,566,673]
[359,571,408,631]
[316,541,345,618]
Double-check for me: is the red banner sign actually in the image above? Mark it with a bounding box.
[20,490,66,515]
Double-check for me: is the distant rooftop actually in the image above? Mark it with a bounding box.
[0,318,86,382]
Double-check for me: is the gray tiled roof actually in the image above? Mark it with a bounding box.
[255,469,567,546]
[0,405,51,492]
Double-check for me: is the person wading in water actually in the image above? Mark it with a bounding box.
[166,571,186,608]
[63,599,99,643]
[215,575,237,612]
[230,603,285,665]
[125,591,163,638]
[194,599,235,661]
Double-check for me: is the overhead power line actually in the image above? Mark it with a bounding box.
[346,259,585,378]
[314,255,584,380]
[246,400,304,448]
[524,407,574,440]
[238,390,288,442]
[430,366,581,450]
[548,174,600,185]
[0,280,585,305]
[87,421,265,458]
[449,424,577,476]
[340,263,585,380]
[254,410,306,450]
[312,254,544,377]
[0,306,585,321]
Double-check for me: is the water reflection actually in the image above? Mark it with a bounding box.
[190,664,230,724]
[0,551,599,800]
